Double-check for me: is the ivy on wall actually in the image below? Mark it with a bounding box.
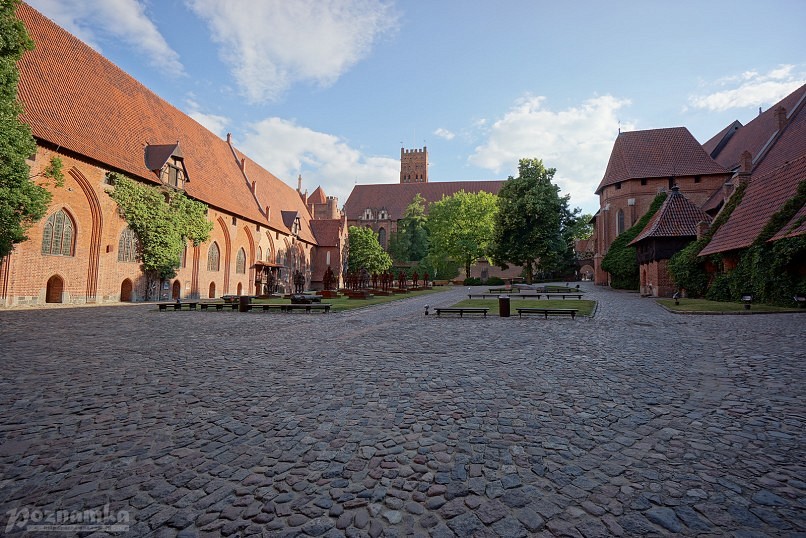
[600,191,667,289]
[108,174,212,299]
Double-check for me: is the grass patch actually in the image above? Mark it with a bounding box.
[658,298,802,313]
[454,298,596,316]
[253,287,445,313]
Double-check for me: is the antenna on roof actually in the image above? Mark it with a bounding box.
[618,119,621,134]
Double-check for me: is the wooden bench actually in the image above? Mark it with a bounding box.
[199,302,238,311]
[542,293,583,300]
[435,307,489,317]
[158,302,198,311]
[469,294,542,299]
[489,288,519,293]
[246,304,286,312]
[517,308,578,319]
[281,304,331,313]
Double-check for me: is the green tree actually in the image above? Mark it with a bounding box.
[347,225,392,274]
[0,0,58,258]
[108,174,213,299]
[489,158,572,283]
[427,190,498,278]
[388,193,429,262]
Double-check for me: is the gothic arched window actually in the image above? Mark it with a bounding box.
[117,227,138,262]
[207,242,220,271]
[41,209,75,256]
[236,248,246,274]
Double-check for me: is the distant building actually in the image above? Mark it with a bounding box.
[343,147,522,280]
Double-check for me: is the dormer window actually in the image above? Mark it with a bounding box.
[363,208,373,220]
[145,143,189,189]
[292,216,301,236]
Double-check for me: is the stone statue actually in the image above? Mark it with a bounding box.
[323,265,334,290]
[398,271,407,290]
[359,267,370,289]
[412,270,419,288]
[293,269,305,294]
[371,272,379,289]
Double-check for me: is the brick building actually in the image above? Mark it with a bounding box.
[592,84,806,295]
[0,4,347,306]
[343,147,523,280]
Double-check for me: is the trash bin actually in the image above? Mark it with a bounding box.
[499,295,510,318]
[238,295,250,312]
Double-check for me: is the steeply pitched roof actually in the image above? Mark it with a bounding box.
[629,187,711,245]
[596,127,727,194]
[706,84,806,171]
[344,181,505,221]
[308,186,327,205]
[16,3,316,242]
[699,155,806,256]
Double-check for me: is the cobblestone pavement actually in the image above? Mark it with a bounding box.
[0,283,804,537]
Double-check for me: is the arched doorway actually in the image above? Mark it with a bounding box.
[46,275,64,303]
[172,280,181,300]
[209,282,216,298]
[236,282,243,295]
[120,279,133,302]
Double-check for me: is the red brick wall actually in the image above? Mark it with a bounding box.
[1,146,307,306]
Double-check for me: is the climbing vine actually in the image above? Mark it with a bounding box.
[601,191,667,289]
[108,174,212,299]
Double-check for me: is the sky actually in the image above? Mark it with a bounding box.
[27,0,806,215]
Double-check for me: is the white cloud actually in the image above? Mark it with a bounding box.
[469,94,632,214]
[237,117,399,204]
[185,98,229,138]
[186,0,398,103]
[434,128,455,141]
[689,65,806,112]
[28,0,184,74]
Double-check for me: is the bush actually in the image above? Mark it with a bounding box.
[601,192,667,289]
[704,273,733,302]
[485,276,505,285]
[463,277,481,285]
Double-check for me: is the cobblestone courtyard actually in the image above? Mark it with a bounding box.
[0,284,803,537]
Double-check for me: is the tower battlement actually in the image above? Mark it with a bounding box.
[400,146,428,183]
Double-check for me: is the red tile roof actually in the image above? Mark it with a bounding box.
[16,3,316,242]
[699,155,806,256]
[705,84,806,171]
[308,186,327,205]
[596,128,727,194]
[344,181,505,221]
[629,187,711,245]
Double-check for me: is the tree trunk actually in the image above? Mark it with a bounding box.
[525,262,534,284]
[465,259,471,279]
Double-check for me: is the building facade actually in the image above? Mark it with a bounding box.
[0,3,346,306]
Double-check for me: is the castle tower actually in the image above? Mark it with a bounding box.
[400,146,428,184]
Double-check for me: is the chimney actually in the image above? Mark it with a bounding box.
[774,106,787,130]
[251,180,256,195]
[239,157,246,172]
[297,174,302,193]
[737,150,752,184]
[695,220,710,240]
[226,133,232,144]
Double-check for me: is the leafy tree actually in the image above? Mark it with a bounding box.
[567,213,593,241]
[0,0,61,258]
[427,190,498,278]
[108,174,213,299]
[388,193,429,262]
[347,225,392,274]
[489,158,572,283]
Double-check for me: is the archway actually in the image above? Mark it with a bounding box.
[209,282,216,298]
[120,279,133,302]
[236,282,243,295]
[46,275,64,303]
[172,280,181,300]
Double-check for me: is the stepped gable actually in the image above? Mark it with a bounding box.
[705,84,806,171]
[595,127,727,194]
[629,187,711,245]
[700,155,806,256]
[343,181,505,220]
[16,3,310,235]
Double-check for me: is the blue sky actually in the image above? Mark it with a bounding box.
[27,0,806,214]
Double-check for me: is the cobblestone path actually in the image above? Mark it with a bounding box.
[0,284,803,537]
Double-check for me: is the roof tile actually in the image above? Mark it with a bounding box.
[630,188,712,245]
